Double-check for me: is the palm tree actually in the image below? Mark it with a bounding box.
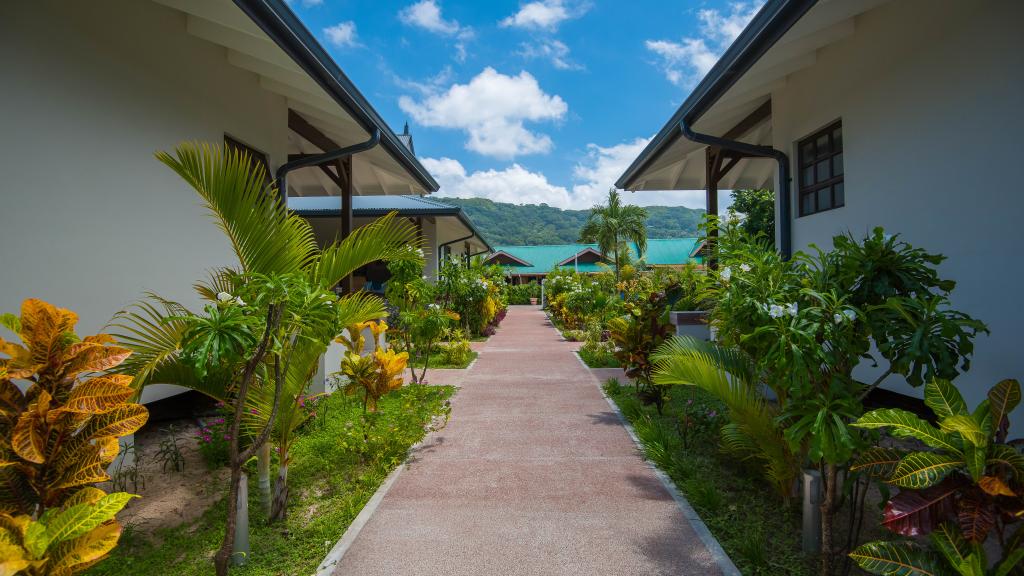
[578,188,648,283]
[108,142,421,573]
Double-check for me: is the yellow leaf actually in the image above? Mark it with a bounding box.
[94,437,120,464]
[0,542,31,576]
[979,475,1016,497]
[19,299,78,368]
[60,342,132,381]
[60,377,134,415]
[81,404,148,440]
[50,450,109,491]
[50,522,122,572]
[11,411,46,464]
[61,488,106,509]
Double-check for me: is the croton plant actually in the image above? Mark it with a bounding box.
[849,378,1023,576]
[1,299,148,575]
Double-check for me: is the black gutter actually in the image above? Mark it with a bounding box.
[275,130,380,207]
[233,0,439,192]
[614,0,817,257]
[679,121,792,257]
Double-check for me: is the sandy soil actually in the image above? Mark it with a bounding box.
[102,420,228,537]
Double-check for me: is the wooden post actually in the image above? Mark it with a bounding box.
[705,146,722,268]
[340,155,353,293]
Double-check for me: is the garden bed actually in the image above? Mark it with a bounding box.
[87,385,454,576]
[409,350,478,369]
[603,379,814,576]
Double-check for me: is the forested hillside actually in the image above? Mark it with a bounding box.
[438,197,705,246]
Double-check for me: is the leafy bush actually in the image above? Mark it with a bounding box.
[196,412,231,470]
[507,282,541,305]
[1,299,147,574]
[849,378,1023,576]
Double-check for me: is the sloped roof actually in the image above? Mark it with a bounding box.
[289,194,459,216]
[487,238,701,275]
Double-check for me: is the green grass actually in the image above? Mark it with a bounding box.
[409,350,478,369]
[577,346,620,368]
[89,385,454,576]
[602,379,814,576]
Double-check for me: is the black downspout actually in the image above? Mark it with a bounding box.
[679,119,792,258]
[274,129,381,207]
[437,233,476,269]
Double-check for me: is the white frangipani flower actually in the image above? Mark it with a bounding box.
[739,263,751,273]
[720,267,732,281]
[786,302,798,317]
[217,292,232,303]
[833,313,844,324]
[843,308,856,321]
[235,297,246,306]
[768,304,785,318]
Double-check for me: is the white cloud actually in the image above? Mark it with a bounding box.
[399,0,463,35]
[398,1,474,62]
[519,39,580,70]
[423,157,573,207]
[645,2,763,88]
[399,68,568,159]
[572,137,709,208]
[287,0,324,7]
[501,0,588,31]
[323,21,359,48]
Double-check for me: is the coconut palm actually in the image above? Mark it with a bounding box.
[107,142,421,571]
[578,188,648,282]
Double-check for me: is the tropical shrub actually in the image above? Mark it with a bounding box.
[338,321,409,450]
[1,299,148,574]
[507,282,541,305]
[608,281,681,413]
[437,330,473,367]
[849,378,1023,576]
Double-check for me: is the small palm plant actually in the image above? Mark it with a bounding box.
[1,299,148,574]
[578,188,648,283]
[849,378,1023,576]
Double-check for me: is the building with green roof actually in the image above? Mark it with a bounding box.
[485,238,703,283]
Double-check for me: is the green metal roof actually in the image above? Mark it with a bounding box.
[489,238,701,275]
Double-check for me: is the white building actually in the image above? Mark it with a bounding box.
[618,0,1023,427]
[1,0,439,403]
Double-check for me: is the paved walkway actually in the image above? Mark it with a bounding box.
[331,305,724,576]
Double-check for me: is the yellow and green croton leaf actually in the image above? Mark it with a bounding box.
[853,408,963,454]
[890,452,964,489]
[849,540,946,576]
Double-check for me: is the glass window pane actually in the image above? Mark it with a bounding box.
[801,141,815,163]
[802,193,814,215]
[802,166,815,187]
[833,153,844,176]
[817,187,832,211]
[816,160,830,181]
[832,127,842,151]
[816,134,830,156]
[834,182,844,207]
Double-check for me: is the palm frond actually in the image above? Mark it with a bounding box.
[156,142,318,276]
[310,212,421,290]
[193,267,243,301]
[106,295,192,392]
[334,291,389,329]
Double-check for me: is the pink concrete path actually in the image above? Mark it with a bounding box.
[331,305,724,575]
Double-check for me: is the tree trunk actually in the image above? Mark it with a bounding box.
[214,465,243,575]
[269,461,289,522]
[820,462,838,576]
[257,443,271,518]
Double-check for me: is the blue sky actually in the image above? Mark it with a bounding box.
[288,0,762,209]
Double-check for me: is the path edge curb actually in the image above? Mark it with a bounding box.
[575,352,743,576]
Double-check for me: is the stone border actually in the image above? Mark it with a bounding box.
[574,351,742,576]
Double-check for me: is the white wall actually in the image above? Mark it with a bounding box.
[0,0,289,402]
[771,0,1024,426]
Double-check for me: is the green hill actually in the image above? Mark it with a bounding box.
[437,197,705,246]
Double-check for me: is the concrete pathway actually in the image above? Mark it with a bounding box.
[331,305,725,576]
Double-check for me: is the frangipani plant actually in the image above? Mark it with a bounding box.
[849,378,1023,576]
[1,299,148,575]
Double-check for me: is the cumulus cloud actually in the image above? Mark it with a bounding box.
[323,21,359,48]
[519,39,581,70]
[399,68,568,159]
[500,0,589,31]
[572,137,709,208]
[646,2,763,88]
[423,157,573,207]
[398,0,474,61]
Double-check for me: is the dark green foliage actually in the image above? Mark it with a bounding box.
[437,197,704,245]
[729,189,775,244]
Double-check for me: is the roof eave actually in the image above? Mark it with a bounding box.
[615,0,818,190]
[233,0,439,192]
